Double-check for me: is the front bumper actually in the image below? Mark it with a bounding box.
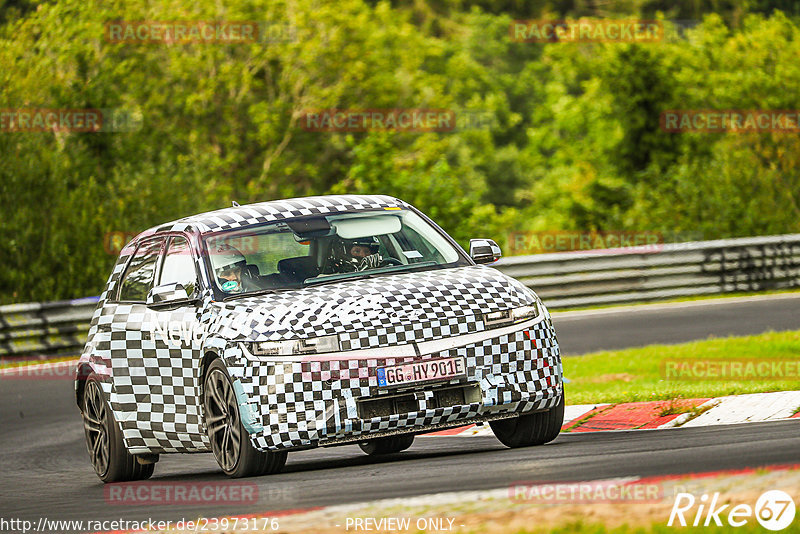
[226,315,563,451]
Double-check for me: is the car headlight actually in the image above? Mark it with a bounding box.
[484,303,539,328]
[248,334,340,357]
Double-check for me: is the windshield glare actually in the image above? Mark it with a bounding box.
[204,209,467,296]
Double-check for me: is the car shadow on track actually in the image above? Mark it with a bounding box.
[146,436,564,481]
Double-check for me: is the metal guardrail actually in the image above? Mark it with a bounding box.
[494,233,800,309]
[0,297,98,361]
[1,234,799,361]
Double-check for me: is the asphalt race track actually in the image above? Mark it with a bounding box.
[553,293,800,355]
[1,294,798,530]
[1,378,798,529]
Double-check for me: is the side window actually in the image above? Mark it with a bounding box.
[393,226,442,263]
[118,238,164,302]
[159,236,198,298]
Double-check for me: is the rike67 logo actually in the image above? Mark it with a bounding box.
[669,490,796,530]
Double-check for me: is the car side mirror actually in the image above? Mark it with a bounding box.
[469,239,502,264]
[146,282,197,307]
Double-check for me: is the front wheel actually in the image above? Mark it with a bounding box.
[203,360,287,478]
[359,434,415,455]
[82,374,155,483]
[490,394,565,448]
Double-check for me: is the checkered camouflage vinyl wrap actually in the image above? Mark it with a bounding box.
[162,194,408,234]
[205,266,536,344]
[77,235,214,453]
[231,315,561,450]
[75,195,562,456]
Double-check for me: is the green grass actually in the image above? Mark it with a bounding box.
[563,330,800,405]
[670,401,719,426]
[552,288,800,313]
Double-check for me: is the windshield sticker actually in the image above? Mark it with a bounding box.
[402,250,423,258]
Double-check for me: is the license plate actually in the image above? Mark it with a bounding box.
[377,357,466,388]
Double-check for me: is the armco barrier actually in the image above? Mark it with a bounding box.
[1,234,798,361]
[495,234,800,309]
[0,297,98,361]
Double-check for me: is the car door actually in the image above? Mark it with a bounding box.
[112,235,167,451]
[145,234,208,451]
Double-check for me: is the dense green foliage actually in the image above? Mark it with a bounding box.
[1,1,799,303]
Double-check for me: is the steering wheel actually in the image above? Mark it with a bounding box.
[380,257,403,267]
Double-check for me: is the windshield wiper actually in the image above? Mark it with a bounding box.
[302,272,377,288]
[222,286,298,301]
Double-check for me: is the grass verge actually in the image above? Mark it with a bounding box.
[563,330,800,405]
[552,287,800,313]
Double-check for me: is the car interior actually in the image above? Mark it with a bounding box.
[208,211,453,294]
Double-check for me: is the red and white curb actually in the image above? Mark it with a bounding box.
[668,391,800,428]
[423,391,800,437]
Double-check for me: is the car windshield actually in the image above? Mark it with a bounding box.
[203,209,468,296]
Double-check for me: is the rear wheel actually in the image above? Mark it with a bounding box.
[82,374,155,483]
[358,434,415,455]
[203,360,287,478]
[490,394,565,448]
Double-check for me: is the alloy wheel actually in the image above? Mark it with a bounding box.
[204,368,242,472]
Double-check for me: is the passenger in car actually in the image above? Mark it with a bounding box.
[212,244,262,293]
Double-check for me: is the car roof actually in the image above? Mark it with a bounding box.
[143,194,409,237]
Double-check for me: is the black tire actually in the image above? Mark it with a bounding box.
[490,393,565,448]
[203,360,287,478]
[358,434,415,455]
[82,373,155,483]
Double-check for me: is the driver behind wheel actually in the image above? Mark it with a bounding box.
[326,236,382,273]
[347,238,382,271]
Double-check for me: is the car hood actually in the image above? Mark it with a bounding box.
[205,265,538,349]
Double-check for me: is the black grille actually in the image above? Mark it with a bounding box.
[356,384,480,419]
